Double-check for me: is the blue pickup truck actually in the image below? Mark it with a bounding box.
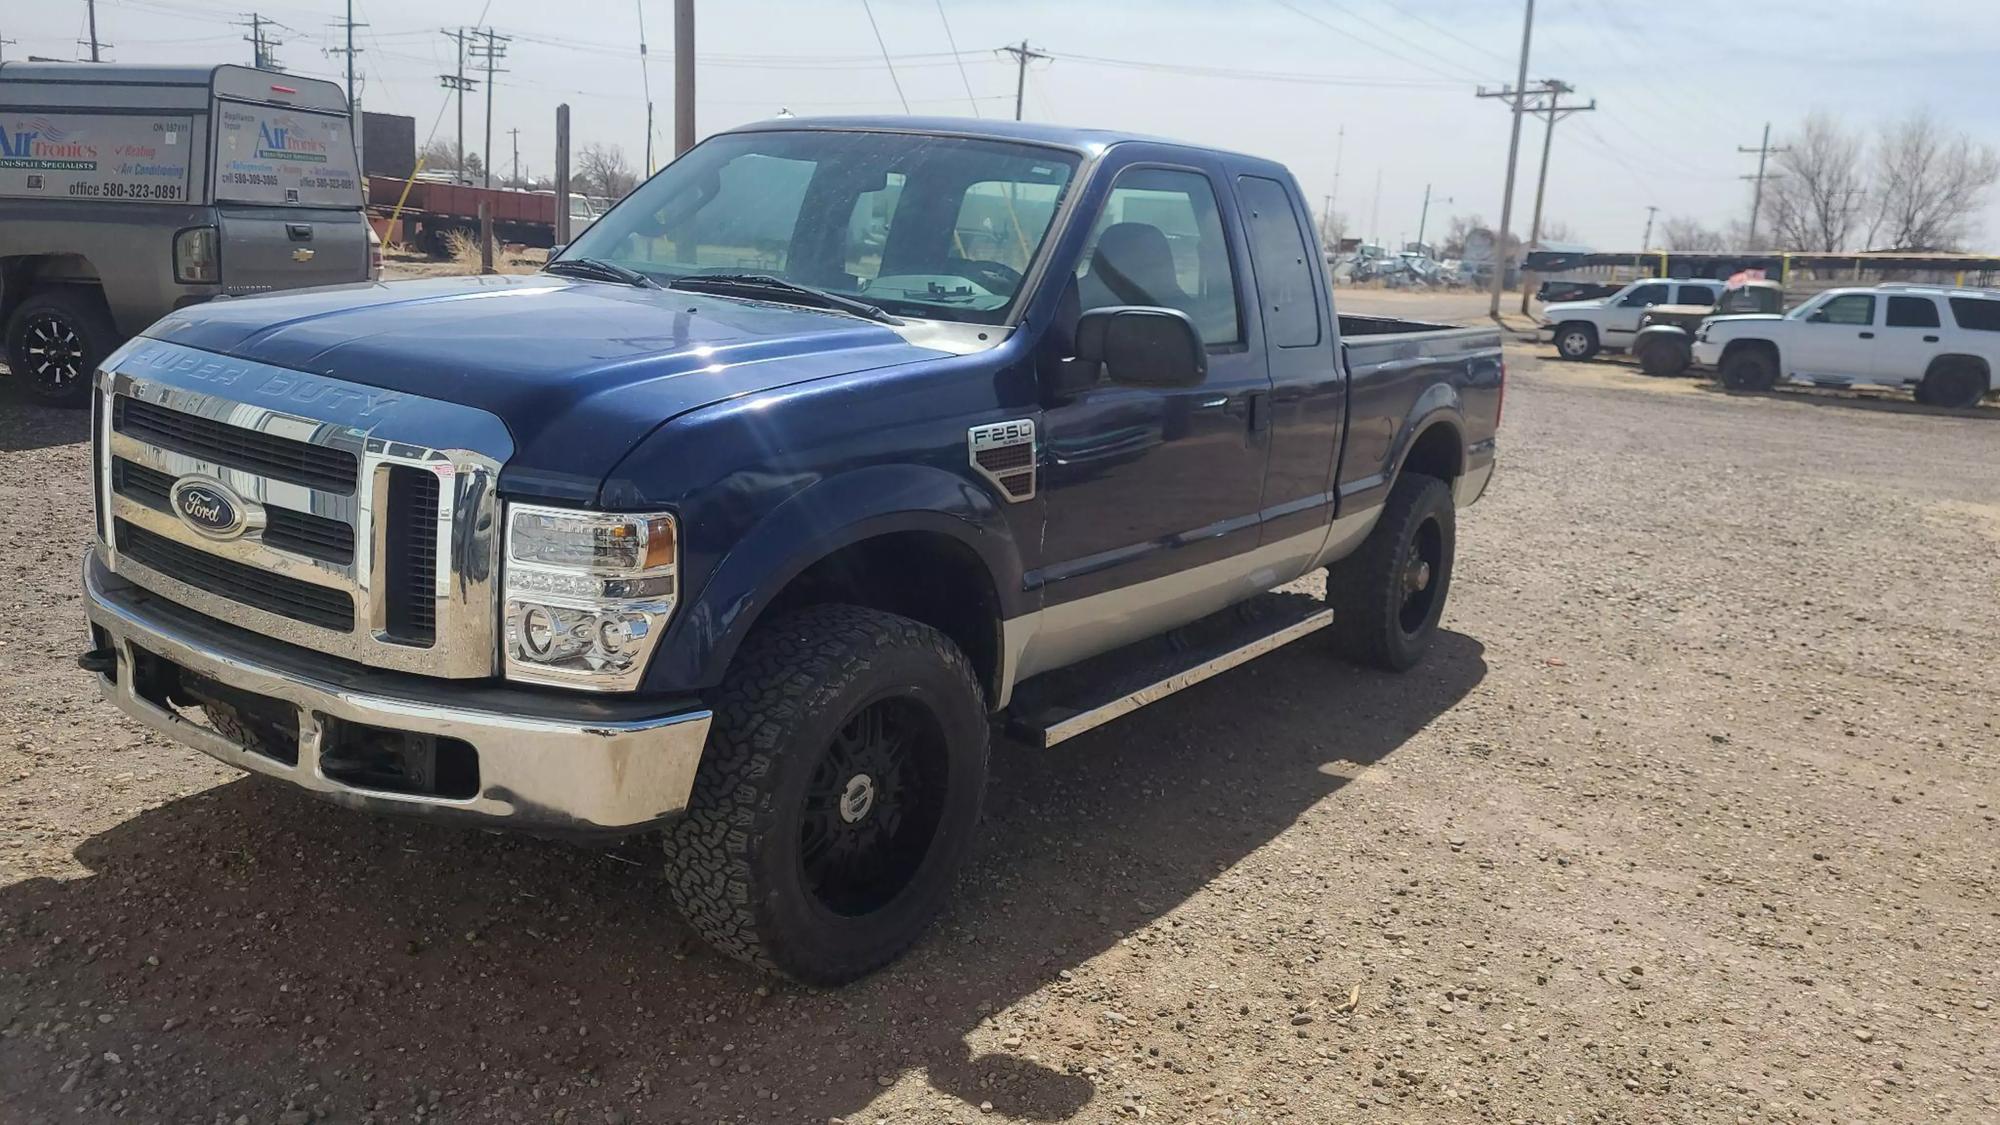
[79,118,1501,982]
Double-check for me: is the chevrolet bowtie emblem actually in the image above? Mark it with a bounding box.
[291,247,316,262]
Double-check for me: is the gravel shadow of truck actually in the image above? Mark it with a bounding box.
[0,630,1485,1123]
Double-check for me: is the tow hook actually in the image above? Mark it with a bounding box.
[77,647,117,675]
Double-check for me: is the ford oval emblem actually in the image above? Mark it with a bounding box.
[170,477,248,539]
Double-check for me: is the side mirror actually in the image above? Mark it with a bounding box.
[548,243,566,258]
[1074,306,1206,389]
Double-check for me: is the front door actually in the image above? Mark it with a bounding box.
[1603,282,1670,345]
[1029,158,1272,666]
[1790,292,1877,380]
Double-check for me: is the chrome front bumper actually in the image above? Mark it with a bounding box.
[83,552,712,836]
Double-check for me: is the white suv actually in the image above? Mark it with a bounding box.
[1541,278,1727,359]
[1693,284,1999,408]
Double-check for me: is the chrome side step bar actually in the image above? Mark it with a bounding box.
[1006,594,1333,749]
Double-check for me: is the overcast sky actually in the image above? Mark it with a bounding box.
[11,0,2000,250]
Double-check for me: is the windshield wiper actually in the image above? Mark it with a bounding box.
[668,273,901,324]
[543,257,662,289]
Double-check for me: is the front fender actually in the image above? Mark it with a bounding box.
[639,463,1026,693]
[1635,324,1690,344]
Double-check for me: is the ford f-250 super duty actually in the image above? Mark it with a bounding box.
[78,119,1500,983]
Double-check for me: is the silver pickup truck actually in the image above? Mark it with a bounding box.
[0,62,371,406]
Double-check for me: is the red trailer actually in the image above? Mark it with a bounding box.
[367,176,558,253]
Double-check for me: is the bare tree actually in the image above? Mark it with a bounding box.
[1441,214,1483,259]
[1534,218,1578,245]
[1764,112,1869,252]
[575,143,638,199]
[1868,109,2000,250]
[1660,215,1728,251]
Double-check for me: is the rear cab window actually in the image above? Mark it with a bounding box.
[1622,283,1670,306]
[1676,284,1716,306]
[212,101,361,206]
[1948,296,2000,331]
[1886,296,1942,328]
[1234,175,1322,348]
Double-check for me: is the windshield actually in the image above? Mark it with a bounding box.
[561,129,1080,324]
[212,101,361,207]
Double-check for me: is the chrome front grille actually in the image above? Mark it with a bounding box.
[93,339,514,679]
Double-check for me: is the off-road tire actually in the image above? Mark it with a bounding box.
[1555,322,1599,361]
[1326,472,1456,672]
[1918,360,1987,409]
[1639,338,1690,377]
[665,604,989,985]
[1719,345,1778,391]
[5,287,118,408]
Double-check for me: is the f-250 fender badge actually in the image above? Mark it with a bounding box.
[968,419,1036,502]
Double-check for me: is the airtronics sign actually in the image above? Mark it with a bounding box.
[0,118,96,171]
[0,114,192,202]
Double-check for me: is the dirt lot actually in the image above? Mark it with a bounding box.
[2,290,1996,1124]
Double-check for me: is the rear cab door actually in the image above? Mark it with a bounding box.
[1228,166,1344,559]
[1876,293,1946,385]
[209,72,368,296]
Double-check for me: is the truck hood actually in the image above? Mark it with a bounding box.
[1540,299,1606,319]
[143,275,943,502]
[1699,313,1786,330]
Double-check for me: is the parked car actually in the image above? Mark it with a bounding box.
[1632,280,1786,376]
[1540,277,1725,360]
[1695,283,2000,408]
[78,118,1502,982]
[0,62,368,405]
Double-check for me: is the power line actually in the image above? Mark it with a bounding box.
[1270,0,1486,86]
[634,0,653,173]
[932,0,980,118]
[857,0,909,114]
[1047,50,1459,89]
[998,41,1050,122]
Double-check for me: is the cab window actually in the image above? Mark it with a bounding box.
[1621,283,1670,307]
[1810,294,1876,326]
[1886,295,1941,328]
[1676,284,1715,306]
[1076,167,1241,346]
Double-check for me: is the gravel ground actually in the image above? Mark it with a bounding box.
[2,303,1997,1124]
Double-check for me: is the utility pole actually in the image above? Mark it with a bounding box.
[1476,0,1536,321]
[1641,205,1660,250]
[470,28,510,189]
[674,0,695,157]
[0,32,18,63]
[507,127,521,185]
[999,41,1050,122]
[84,0,103,61]
[1415,184,1453,254]
[326,2,366,170]
[439,28,478,182]
[1369,168,1382,248]
[1330,123,1345,214]
[555,104,572,245]
[1517,78,1593,313]
[1739,122,1788,249]
[241,13,283,71]
[1321,193,1334,246]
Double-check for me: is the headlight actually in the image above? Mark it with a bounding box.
[173,226,218,284]
[502,503,677,691]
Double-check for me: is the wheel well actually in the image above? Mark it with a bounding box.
[1401,421,1462,484]
[1925,353,1990,386]
[1557,319,1596,337]
[1,255,104,324]
[757,530,1003,707]
[1720,338,1778,365]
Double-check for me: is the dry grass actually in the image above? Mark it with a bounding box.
[442,229,537,275]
